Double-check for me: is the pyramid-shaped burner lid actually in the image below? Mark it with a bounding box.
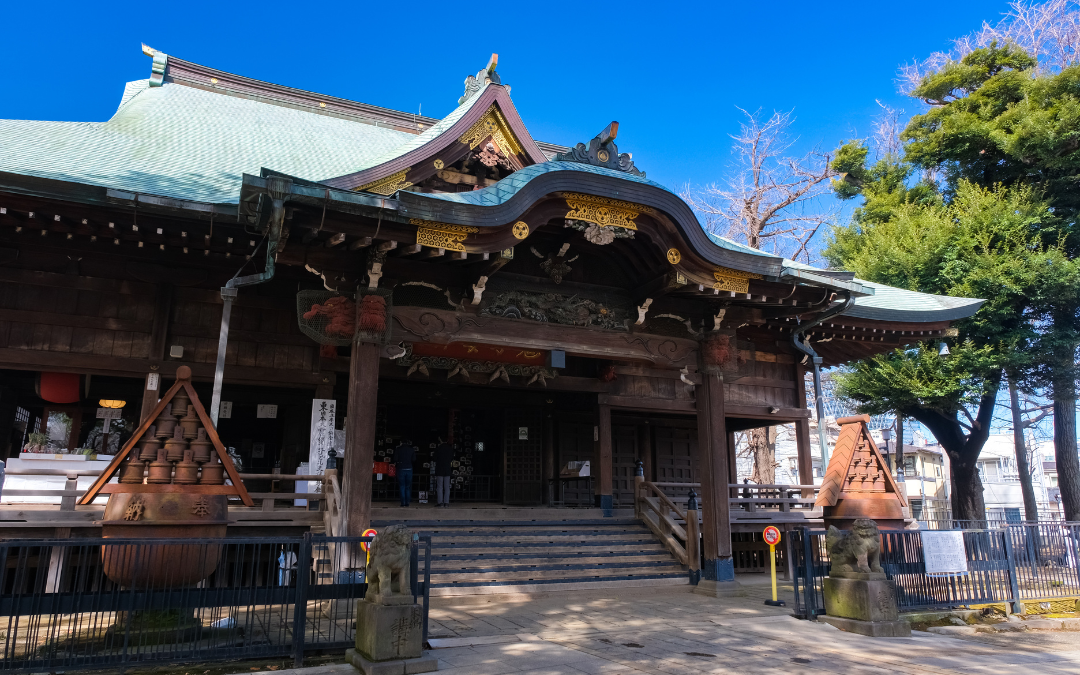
[815,415,907,509]
[79,366,254,506]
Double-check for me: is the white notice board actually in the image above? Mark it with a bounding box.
[921,530,969,577]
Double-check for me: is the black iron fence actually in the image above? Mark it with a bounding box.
[793,523,1080,618]
[0,534,431,673]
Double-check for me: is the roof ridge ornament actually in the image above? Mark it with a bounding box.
[555,122,645,177]
[142,44,168,87]
[459,54,501,106]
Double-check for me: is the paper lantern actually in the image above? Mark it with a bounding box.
[40,372,80,403]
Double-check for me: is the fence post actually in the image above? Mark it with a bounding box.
[685,490,700,585]
[801,526,815,618]
[1001,527,1024,615]
[293,534,313,667]
[423,536,432,645]
[634,461,644,518]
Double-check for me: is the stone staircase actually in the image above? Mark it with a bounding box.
[371,514,688,596]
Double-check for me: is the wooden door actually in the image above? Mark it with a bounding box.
[654,424,699,500]
[503,409,543,505]
[612,424,638,507]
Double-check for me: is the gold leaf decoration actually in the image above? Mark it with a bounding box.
[409,218,479,253]
[459,106,523,157]
[512,222,529,239]
[408,218,479,234]
[355,169,413,195]
[563,192,652,230]
[666,248,681,264]
[712,265,763,294]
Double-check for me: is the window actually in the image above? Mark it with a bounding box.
[904,457,916,477]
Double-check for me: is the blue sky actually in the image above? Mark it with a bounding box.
[0,1,1009,197]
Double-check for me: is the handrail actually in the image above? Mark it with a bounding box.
[5,468,104,477]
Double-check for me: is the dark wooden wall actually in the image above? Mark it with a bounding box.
[0,269,320,386]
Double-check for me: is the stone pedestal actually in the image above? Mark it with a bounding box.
[821,574,910,637]
[346,648,437,675]
[355,600,426,663]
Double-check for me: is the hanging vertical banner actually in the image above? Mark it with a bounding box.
[309,399,337,494]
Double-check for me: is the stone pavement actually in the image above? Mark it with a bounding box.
[237,577,1080,675]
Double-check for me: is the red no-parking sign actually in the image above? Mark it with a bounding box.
[763,526,781,546]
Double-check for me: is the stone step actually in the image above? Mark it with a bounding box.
[426,561,686,582]
[427,575,689,596]
[373,518,641,528]
[421,537,656,548]
[423,542,668,556]
[427,552,674,567]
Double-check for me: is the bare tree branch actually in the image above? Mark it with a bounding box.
[679,108,838,264]
[899,0,1080,94]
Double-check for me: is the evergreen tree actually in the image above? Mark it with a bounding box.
[827,179,1072,521]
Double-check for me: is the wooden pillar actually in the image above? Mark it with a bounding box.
[543,414,555,505]
[343,342,381,540]
[727,430,737,489]
[639,421,653,482]
[794,363,814,496]
[695,366,734,585]
[140,372,160,425]
[597,404,613,516]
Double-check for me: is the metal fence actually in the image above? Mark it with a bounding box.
[792,523,1080,618]
[0,534,430,673]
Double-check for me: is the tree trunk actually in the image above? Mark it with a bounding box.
[1007,374,1039,522]
[748,426,776,484]
[949,455,987,524]
[907,371,999,525]
[1053,380,1080,522]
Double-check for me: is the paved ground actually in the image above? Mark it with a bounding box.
[234,577,1080,675]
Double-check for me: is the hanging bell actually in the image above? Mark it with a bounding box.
[190,427,213,463]
[155,404,177,438]
[138,434,162,462]
[171,388,191,417]
[179,405,201,440]
[119,454,145,484]
[164,425,188,462]
[173,449,200,485]
[200,454,226,485]
[147,448,173,484]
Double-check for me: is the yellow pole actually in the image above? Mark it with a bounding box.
[769,543,777,602]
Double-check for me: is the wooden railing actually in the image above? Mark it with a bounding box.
[2,466,344,533]
[634,479,823,568]
[636,479,691,565]
[2,466,104,510]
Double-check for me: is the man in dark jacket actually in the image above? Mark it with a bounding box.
[433,438,454,507]
[394,439,417,507]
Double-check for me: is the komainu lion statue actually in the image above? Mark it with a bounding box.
[826,518,883,576]
[365,524,413,603]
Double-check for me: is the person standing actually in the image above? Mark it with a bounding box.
[434,438,454,508]
[394,439,417,507]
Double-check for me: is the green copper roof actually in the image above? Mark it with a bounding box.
[779,259,983,321]
[345,84,493,174]
[0,79,415,204]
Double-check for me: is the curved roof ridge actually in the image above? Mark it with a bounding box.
[345,83,495,176]
[116,79,152,115]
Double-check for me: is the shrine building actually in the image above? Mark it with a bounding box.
[0,48,982,586]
